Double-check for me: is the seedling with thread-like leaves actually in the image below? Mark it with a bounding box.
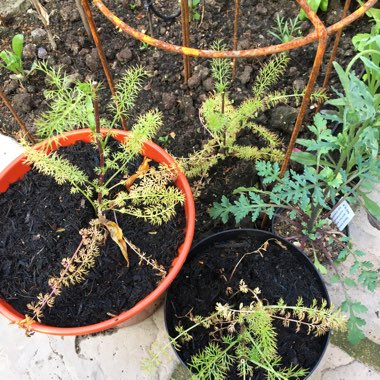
[18,63,184,333]
[143,274,346,379]
[269,15,302,44]
[178,53,326,180]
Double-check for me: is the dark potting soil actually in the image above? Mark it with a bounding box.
[166,232,328,380]
[0,141,185,327]
[272,209,349,262]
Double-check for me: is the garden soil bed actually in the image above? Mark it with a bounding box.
[166,230,330,379]
[0,141,185,327]
[272,208,349,262]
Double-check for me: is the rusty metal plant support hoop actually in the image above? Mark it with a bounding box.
[232,0,240,80]
[180,0,191,82]
[316,0,353,113]
[81,0,127,130]
[90,0,377,174]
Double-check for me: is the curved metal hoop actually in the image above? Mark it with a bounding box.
[92,0,377,58]
[86,0,378,182]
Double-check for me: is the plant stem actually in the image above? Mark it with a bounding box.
[31,239,85,321]
[322,178,363,220]
[345,49,380,74]
[221,91,228,151]
[246,335,298,380]
[0,89,36,143]
[93,94,104,206]
[103,149,139,189]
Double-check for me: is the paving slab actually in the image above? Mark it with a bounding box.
[0,135,23,171]
[0,0,30,17]
[0,134,379,379]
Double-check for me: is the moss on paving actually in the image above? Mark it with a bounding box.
[170,363,191,380]
[332,331,380,372]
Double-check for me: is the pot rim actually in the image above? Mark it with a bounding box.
[164,228,331,380]
[0,128,195,336]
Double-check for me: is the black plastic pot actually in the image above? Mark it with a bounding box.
[165,229,331,380]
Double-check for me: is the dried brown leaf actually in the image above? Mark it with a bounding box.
[102,219,129,267]
[125,157,151,191]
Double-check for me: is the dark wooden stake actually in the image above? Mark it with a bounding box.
[0,89,36,144]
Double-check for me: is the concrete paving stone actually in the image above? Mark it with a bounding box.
[0,133,379,379]
[0,0,30,17]
[0,135,23,172]
[0,304,178,380]
[324,188,380,345]
[319,360,380,380]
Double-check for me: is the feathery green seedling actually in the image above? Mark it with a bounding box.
[143,274,346,379]
[179,54,326,179]
[18,64,184,332]
[269,15,302,44]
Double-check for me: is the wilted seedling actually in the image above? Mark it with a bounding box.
[18,64,184,332]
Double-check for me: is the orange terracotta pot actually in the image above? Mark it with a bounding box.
[0,129,195,336]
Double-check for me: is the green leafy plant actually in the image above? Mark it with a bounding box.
[291,61,380,222]
[188,0,201,22]
[129,1,138,11]
[298,0,329,20]
[351,9,380,104]
[18,63,185,332]
[211,45,380,343]
[139,41,151,51]
[0,34,25,77]
[269,15,302,44]
[211,116,379,343]
[179,53,326,179]
[210,40,232,96]
[144,279,346,379]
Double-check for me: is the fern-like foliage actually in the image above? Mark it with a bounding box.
[122,109,162,156]
[25,220,103,324]
[178,54,299,179]
[178,140,221,178]
[23,144,94,207]
[210,40,232,94]
[158,279,346,380]
[210,160,330,225]
[23,146,88,187]
[110,65,149,120]
[252,54,289,99]
[108,164,184,225]
[21,65,185,327]
[189,341,235,380]
[34,61,96,139]
[201,93,235,136]
[25,65,180,226]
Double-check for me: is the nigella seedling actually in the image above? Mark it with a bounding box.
[178,50,326,181]
[143,278,346,379]
[18,63,185,333]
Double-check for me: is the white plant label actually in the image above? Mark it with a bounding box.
[330,200,355,231]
